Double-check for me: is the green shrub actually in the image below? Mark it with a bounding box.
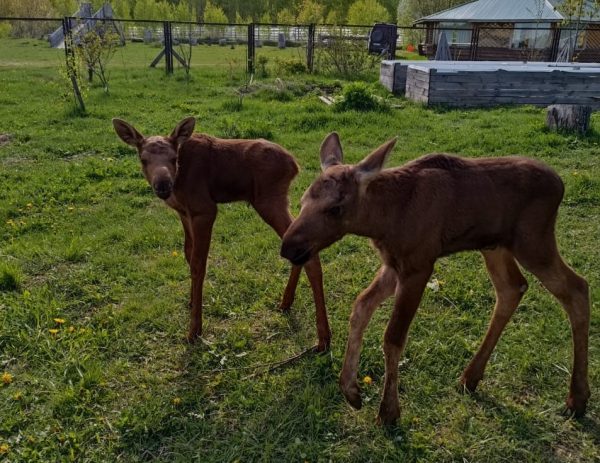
[0,262,22,291]
[334,82,388,112]
[0,22,11,38]
[257,55,269,78]
[274,58,307,75]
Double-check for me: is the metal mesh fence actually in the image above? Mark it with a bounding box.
[3,16,600,81]
[0,18,65,70]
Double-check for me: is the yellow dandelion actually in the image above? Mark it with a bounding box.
[1,372,13,385]
[0,443,9,454]
[68,326,75,333]
[48,328,59,335]
[363,375,373,385]
[53,318,66,324]
[171,250,179,257]
[172,397,182,406]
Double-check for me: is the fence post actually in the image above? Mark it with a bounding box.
[550,26,561,61]
[165,21,173,74]
[389,26,398,60]
[247,23,255,74]
[307,23,315,73]
[469,24,480,60]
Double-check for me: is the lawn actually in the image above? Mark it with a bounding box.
[0,37,599,462]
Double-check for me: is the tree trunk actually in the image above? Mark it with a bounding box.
[546,105,592,135]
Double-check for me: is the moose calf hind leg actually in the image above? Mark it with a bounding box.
[514,242,590,417]
[303,255,331,351]
[279,265,302,313]
[460,249,527,393]
[252,197,331,351]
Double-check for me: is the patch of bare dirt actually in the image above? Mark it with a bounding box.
[0,134,12,147]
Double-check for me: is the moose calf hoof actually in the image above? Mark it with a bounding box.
[565,395,588,418]
[340,380,362,410]
[186,329,201,344]
[316,334,332,353]
[278,303,292,314]
[376,403,401,426]
[459,373,481,394]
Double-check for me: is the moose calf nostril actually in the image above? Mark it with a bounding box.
[153,180,173,199]
[281,244,311,265]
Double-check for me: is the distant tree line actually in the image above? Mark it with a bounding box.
[0,0,399,24]
[2,1,597,25]
[0,0,473,25]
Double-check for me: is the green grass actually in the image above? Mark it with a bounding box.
[0,37,599,462]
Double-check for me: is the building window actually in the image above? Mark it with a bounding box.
[438,22,472,45]
[511,23,552,49]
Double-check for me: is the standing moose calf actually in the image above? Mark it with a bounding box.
[281,133,590,424]
[113,117,331,351]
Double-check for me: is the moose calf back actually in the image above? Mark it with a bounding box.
[366,154,565,258]
[175,135,299,205]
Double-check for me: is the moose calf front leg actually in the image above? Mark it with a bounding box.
[377,268,431,426]
[178,213,194,310]
[340,266,396,409]
[187,213,215,342]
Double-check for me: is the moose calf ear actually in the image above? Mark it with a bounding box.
[170,117,196,146]
[113,118,144,147]
[320,132,344,171]
[355,137,397,184]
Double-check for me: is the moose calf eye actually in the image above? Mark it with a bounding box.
[327,206,343,217]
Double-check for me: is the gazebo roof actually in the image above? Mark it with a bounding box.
[415,0,600,24]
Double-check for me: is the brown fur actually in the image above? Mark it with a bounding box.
[113,117,331,350]
[281,133,590,425]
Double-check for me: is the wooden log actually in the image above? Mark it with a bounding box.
[546,105,592,134]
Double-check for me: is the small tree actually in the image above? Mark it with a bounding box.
[558,0,600,61]
[325,9,345,25]
[173,2,196,22]
[315,34,379,77]
[235,12,249,24]
[347,0,390,24]
[59,33,86,113]
[77,30,120,94]
[178,25,194,81]
[204,1,228,23]
[50,0,78,16]
[297,0,324,24]
[133,0,160,20]
[277,8,296,24]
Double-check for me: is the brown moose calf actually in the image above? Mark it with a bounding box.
[113,117,331,351]
[281,133,590,425]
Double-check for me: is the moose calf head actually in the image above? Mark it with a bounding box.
[112,117,196,200]
[281,132,397,265]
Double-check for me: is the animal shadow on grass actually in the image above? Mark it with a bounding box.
[463,388,599,456]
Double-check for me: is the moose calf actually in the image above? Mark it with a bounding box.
[113,117,331,350]
[281,133,590,424]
